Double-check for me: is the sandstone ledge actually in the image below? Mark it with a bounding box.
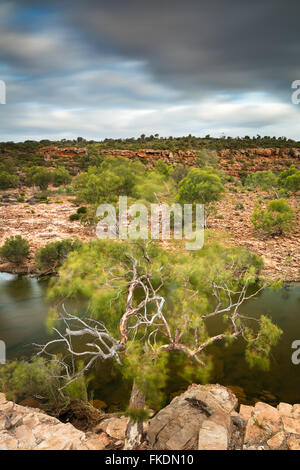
[1,386,300,450]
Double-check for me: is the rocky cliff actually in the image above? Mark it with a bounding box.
[1,385,300,450]
[40,146,300,177]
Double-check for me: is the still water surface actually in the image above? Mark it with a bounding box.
[0,272,299,407]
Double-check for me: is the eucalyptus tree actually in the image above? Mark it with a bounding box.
[37,238,281,448]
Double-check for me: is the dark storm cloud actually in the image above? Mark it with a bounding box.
[11,0,300,97]
[1,0,300,140]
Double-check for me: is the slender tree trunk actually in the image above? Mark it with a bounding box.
[124,383,146,450]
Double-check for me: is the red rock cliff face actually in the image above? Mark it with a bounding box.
[40,146,300,176]
[98,147,300,176]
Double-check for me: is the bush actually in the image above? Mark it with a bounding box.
[73,158,141,204]
[25,167,52,190]
[196,149,219,168]
[170,165,189,187]
[176,168,225,208]
[69,213,80,221]
[155,159,170,176]
[284,171,300,193]
[77,206,88,214]
[52,167,71,187]
[251,199,295,235]
[35,239,82,271]
[245,170,277,191]
[0,172,19,189]
[33,168,52,190]
[0,235,29,263]
[0,358,63,405]
[278,165,297,188]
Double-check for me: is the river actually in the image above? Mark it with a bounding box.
[0,272,299,408]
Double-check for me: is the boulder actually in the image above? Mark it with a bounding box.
[100,417,129,440]
[0,393,113,450]
[147,384,237,450]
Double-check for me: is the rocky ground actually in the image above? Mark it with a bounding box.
[0,186,298,280]
[1,385,300,450]
[0,190,91,274]
[212,189,300,281]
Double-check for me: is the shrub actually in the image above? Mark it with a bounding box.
[196,149,219,168]
[52,167,71,187]
[73,159,139,204]
[0,172,19,189]
[69,213,80,221]
[155,159,170,176]
[251,199,295,235]
[32,168,52,190]
[284,171,300,193]
[77,206,88,214]
[35,239,82,271]
[245,170,277,191]
[176,168,225,211]
[25,167,52,190]
[278,165,297,188]
[0,235,29,263]
[170,165,189,187]
[0,358,63,405]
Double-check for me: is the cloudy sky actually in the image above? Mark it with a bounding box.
[0,0,300,141]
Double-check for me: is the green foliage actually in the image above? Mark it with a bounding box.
[52,167,71,186]
[80,144,104,168]
[125,407,150,423]
[0,235,29,263]
[69,206,88,222]
[69,213,80,221]
[35,239,82,271]
[73,157,142,204]
[278,165,297,188]
[0,358,62,405]
[155,159,170,176]
[284,171,300,193]
[176,168,225,209]
[135,171,171,203]
[122,343,169,409]
[245,316,283,370]
[45,237,278,408]
[0,171,19,189]
[196,149,219,168]
[63,361,94,402]
[251,199,295,235]
[33,168,52,190]
[26,166,52,190]
[170,165,189,187]
[77,206,88,214]
[245,170,277,191]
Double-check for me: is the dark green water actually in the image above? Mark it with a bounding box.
[0,272,300,407]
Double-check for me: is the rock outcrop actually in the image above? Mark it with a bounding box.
[0,393,121,450]
[39,146,300,177]
[147,384,238,450]
[146,384,300,450]
[1,386,300,450]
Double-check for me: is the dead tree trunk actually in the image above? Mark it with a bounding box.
[124,383,146,450]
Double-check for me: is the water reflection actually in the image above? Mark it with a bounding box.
[0,274,299,406]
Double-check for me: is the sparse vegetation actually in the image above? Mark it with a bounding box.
[35,239,82,271]
[251,199,295,235]
[0,235,29,263]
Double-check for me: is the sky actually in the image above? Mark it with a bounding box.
[0,0,300,141]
